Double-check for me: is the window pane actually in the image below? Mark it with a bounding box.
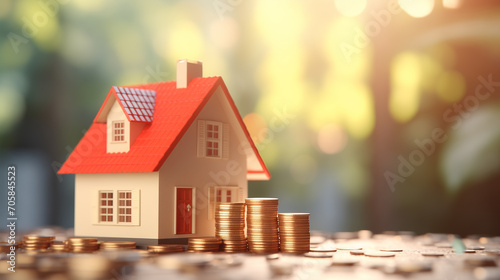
[119,192,125,198]
[108,200,113,206]
[126,192,131,199]
[119,216,124,222]
[126,200,131,206]
[109,193,113,198]
[101,200,106,206]
[119,208,124,214]
[108,216,113,222]
[126,216,131,222]
[101,216,106,222]
[108,208,113,214]
[126,209,131,214]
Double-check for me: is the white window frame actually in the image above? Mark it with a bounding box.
[197,120,229,159]
[112,121,125,143]
[94,190,140,226]
[117,191,132,224]
[99,191,114,223]
[205,121,222,158]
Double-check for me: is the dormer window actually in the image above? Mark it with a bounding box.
[112,121,125,142]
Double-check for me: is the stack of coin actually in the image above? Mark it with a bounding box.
[246,198,279,254]
[215,203,247,253]
[100,241,136,250]
[67,238,100,253]
[278,213,310,254]
[23,235,55,250]
[0,241,18,253]
[187,237,222,252]
[147,244,185,254]
[49,242,68,252]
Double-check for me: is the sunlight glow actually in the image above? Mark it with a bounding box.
[443,0,462,9]
[318,124,348,154]
[399,0,435,18]
[334,0,367,17]
[390,52,422,122]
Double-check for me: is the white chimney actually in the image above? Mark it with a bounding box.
[176,59,203,88]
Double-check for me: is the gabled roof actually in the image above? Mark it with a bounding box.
[58,77,270,180]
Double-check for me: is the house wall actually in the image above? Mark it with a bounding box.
[74,172,160,239]
[158,87,248,239]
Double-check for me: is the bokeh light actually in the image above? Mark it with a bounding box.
[243,113,268,145]
[443,0,462,9]
[435,71,466,102]
[334,0,367,17]
[399,0,435,18]
[317,124,348,154]
[390,52,422,122]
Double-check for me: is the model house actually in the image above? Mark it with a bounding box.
[58,60,270,244]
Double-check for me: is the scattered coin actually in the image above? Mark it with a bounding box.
[310,248,337,253]
[304,252,333,258]
[350,250,365,256]
[421,252,445,257]
[364,251,396,257]
[380,248,403,252]
[331,259,358,266]
[464,257,497,268]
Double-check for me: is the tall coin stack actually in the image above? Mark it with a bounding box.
[278,213,310,254]
[215,202,247,253]
[246,198,279,254]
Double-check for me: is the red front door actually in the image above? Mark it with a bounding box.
[176,188,193,234]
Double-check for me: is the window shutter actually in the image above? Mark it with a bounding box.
[92,191,99,224]
[131,190,141,226]
[197,120,206,157]
[222,123,229,159]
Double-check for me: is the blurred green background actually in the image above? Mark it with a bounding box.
[1,0,500,236]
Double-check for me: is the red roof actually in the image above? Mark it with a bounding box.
[58,77,270,180]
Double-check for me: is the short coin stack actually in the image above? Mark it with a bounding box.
[49,242,68,252]
[215,203,247,253]
[100,241,136,250]
[147,244,185,254]
[67,238,100,253]
[278,213,311,254]
[246,198,279,254]
[23,235,55,250]
[187,237,222,252]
